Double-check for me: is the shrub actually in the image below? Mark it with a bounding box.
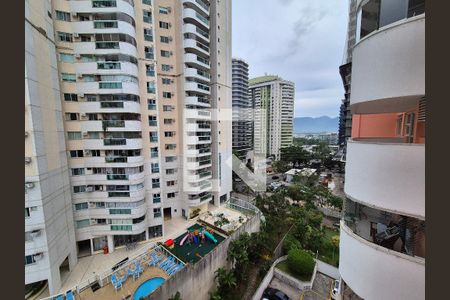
[282,234,301,254]
[287,248,315,278]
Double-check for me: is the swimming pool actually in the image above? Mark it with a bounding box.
[133,277,165,300]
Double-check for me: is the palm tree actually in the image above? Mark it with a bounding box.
[214,268,237,294]
[169,291,182,300]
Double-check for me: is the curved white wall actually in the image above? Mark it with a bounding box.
[340,222,425,300]
[350,16,425,114]
[345,140,424,219]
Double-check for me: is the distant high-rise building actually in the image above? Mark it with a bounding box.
[25,0,232,293]
[25,0,77,294]
[232,58,252,161]
[339,0,425,299]
[249,75,294,160]
[338,0,357,155]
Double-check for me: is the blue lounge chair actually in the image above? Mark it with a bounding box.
[111,274,123,291]
[163,258,175,271]
[55,295,64,300]
[148,254,162,267]
[159,256,170,268]
[168,264,184,276]
[66,290,74,300]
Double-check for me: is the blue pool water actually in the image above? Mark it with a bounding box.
[133,277,165,300]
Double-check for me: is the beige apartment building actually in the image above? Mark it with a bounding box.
[24,0,232,294]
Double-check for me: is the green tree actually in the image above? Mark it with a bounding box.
[280,146,311,165]
[227,234,250,280]
[272,160,290,173]
[169,291,182,300]
[214,268,237,296]
[287,248,315,278]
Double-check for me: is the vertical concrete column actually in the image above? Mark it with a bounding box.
[90,238,94,255]
[107,235,115,253]
[145,228,149,240]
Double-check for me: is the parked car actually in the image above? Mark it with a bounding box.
[331,280,340,299]
[262,287,290,300]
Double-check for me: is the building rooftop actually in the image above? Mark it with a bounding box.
[249,75,281,86]
[285,168,317,177]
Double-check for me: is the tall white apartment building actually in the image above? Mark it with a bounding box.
[232,58,253,161]
[24,0,232,292]
[339,0,425,299]
[249,75,294,160]
[25,0,78,294]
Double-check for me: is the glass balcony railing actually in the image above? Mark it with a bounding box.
[107,174,129,180]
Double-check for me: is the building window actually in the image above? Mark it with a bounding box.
[74,203,88,210]
[57,31,72,42]
[150,147,158,158]
[152,178,160,188]
[143,10,152,23]
[143,0,152,5]
[147,81,156,93]
[94,21,118,29]
[160,36,170,43]
[146,64,155,76]
[162,78,171,84]
[148,115,157,126]
[167,181,176,187]
[148,99,156,110]
[61,73,76,82]
[145,47,154,59]
[73,185,87,193]
[166,168,176,175]
[63,93,78,101]
[167,192,176,198]
[76,219,90,229]
[151,163,160,173]
[159,6,170,14]
[161,64,171,71]
[165,156,176,163]
[159,21,169,29]
[162,92,172,99]
[59,53,75,63]
[92,0,117,8]
[161,50,171,57]
[164,131,175,137]
[153,193,161,203]
[98,62,120,69]
[110,209,132,214]
[25,208,30,218]
[68,131,82,140]
[163,105,174,112]
[164,118,174,125]
[71,168,85,176]
[25,255,36,266]
[149,225,163,238]
[99,82,122,89]
[165,144,176,150]
[65,113,79,121]
[149,132,158,142]
[69,150,84,158]
[153,208,162,218]
[144,28,153,41]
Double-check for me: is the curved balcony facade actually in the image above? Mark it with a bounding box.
[69,0,135,18]
[73,41,137,57]
[79,100,141,114]
[76,61,138,77]
[76,81,140,95]
[183,0,210,16]
[340,221,425,300]
[345,140,424,219]
[351,15,424,114]
[71,20,135,37]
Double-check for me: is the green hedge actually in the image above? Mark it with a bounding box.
[287,248,315,278]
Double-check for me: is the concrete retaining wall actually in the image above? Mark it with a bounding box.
[315,259,340,280]
[147,211,261,300]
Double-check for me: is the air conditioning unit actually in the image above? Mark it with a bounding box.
[167,7,172,13]
[71,12,77,17]
[78,93,85,98]
[25,131,29,137]
[30,230,41,238]
[25,182,35,189]
[84,150,90,155]
[25,157,32,164]
[82,132,89,137]
[168,23,172,28]
[33,253,44,261]
[80,113,87,120]
[77,73,83,78]
[170,79,174,83]
[170,65,174,69]
[86,186,94,192]
[169,51,173,56]
[73,33,79,38]
[74,54,81,59]
[169,36,173,42]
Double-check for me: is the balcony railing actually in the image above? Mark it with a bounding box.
[107,174,129,180]
[104,138,126,145]
[105,156,127,163]
[103,120,125,128]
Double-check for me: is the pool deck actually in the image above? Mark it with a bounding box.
[76,267,169,300]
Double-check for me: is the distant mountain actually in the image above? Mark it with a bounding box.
[293,116,339,133]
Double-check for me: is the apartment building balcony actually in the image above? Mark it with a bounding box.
[74,204,147,220]
[75,61,138,77]
[69,155,144,168]
[186,171,212,183]
[184,53,210,70]
[350,15,425,114]
[71,172,145,186]
[79,100,141,114]
[185,148,211,157]
[74,41,137,57]
[184,81,210,95]
[344,139,424,218]
[185,108,211,120]
[183,0,210,16]
[339,221,424,300]
[183,24,210,44]
[184,67,211,82]
[76,219,147,238]
[69,0,135,18]
[186,160,212,170]
[81,137,143,150]
[80,120,142,132]
[76,81,139,95]
[71,20,136,37]
[183,8,210,30]
[186,135,211,145]
[185,123,211,132]
[188,192,212,206]
[185,95,211,107]
[72,188,146,202]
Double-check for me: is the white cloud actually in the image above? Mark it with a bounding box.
[233,0,348,117]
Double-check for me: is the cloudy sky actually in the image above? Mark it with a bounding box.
[232,0,348,118]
